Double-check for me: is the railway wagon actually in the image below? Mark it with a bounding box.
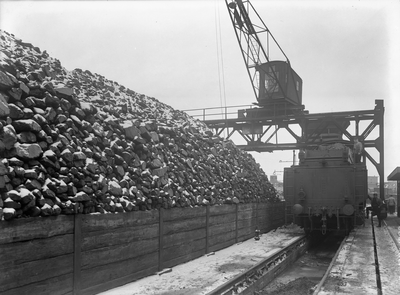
[284,143,368,234]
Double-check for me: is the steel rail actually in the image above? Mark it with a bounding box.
[371,218,383,295]
[206,236,307,295]
[312,235,348,295]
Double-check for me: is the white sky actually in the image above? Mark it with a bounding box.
[1,0,399,181]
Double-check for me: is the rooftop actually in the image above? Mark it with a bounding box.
[387,167,400,181]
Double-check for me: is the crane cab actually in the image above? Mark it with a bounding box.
[256,61,303,107]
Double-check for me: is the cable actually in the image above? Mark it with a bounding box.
[214,0,228,138]
[217,2,227,113]
[214,1,223,116]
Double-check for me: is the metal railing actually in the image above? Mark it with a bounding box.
[182,104,256,121]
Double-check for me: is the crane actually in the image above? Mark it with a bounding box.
[272,170,283,175]
[225,0,304,116]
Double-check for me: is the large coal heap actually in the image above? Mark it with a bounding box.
[0,30,279,221]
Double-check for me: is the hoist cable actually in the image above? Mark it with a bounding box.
[217,2,227,112]
[214,1,224,115]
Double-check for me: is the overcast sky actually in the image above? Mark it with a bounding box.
[1,0,399,181]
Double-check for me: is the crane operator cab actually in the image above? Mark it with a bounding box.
[256,61,303,108]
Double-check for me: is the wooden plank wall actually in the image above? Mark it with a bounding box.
[208,205,237,253]
[237,203,258,243]
[162,206,207,269]
[79,210,160,295]
[0,215,75,295]
[0,202,285,295]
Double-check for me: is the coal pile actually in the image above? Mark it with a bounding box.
[0,30,279,221]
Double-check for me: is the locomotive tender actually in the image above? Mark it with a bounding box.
[284,143,368,234]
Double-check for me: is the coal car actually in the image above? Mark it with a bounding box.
[284,143,367,234]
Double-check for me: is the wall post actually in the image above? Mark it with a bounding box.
[158,208,164,271]
[235,203,239,243]
[206,205,210,254]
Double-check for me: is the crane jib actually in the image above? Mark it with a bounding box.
[231,1,256,35]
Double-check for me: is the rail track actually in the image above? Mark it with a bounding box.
[205,231,350,295]
[206,236,308,295]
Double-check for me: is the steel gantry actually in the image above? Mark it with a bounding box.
[199,100,385,198]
